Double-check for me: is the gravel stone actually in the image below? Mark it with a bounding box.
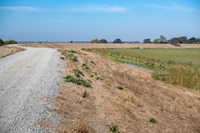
[0,47,65,133]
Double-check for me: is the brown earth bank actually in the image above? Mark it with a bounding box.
[21,43,200,50]
[0,45,24,58]
[53,46,200,133]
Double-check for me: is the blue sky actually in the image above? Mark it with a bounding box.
[0,0,199,42]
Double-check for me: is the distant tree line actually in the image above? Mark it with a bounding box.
[144,36,200,45]
[0,39,17,46]
[90,38,124,44]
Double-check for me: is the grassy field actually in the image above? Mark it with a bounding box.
[86,48,200,90]
[105,48,200,66]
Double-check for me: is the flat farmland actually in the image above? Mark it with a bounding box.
[103,48,200,65]
[21,43,200,50]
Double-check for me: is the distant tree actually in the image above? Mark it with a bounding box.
[143,38,151,43]
[100,39,107,43]
[159,35,167,43]
[0,39,4,46]
[187,37,197,44]
[90,38,100,43]
[197,38,200,44]
[4,40,17,45]
[179,36,187,44]
[70,41,73,43]
[168,37,179,44]
[153,38,160,44]
[113,38,122,43]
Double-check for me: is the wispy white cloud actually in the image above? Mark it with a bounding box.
[0,5,127,13]
[0,6,48,12]
[145,2,197,12]
[69,5,127,13]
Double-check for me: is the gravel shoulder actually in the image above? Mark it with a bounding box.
[0,47,65,133]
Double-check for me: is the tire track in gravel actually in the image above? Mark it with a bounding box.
[0,47,65,133]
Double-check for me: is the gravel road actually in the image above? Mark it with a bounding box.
[0,47,65,133]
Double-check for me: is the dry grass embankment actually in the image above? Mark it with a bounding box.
[0,46,24,58]
[53,47,200,133]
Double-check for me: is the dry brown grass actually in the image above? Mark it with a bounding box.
[53,47,200,133]
[0,46,24,58]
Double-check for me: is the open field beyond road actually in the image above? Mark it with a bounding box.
[103,48,200,65]
[21,43,200,50]
[0,47,65,133]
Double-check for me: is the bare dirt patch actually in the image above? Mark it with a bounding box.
[0,45,24,58]
[53,48,200,133]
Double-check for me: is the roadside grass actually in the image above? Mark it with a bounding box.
[85,48,200,90]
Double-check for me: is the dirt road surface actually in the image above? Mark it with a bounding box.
[0,47,65,133]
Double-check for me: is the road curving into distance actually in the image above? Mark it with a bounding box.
[0,46,65,133]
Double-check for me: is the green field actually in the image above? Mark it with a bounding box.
[107,48,200,66]
[86,48,200,90]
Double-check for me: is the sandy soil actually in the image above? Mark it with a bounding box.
[0,45,24,58]
[53,47,200,133]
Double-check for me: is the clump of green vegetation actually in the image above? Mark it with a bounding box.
[116,86,124,90]
[0,39,17,46]
[71,56,78,62]
[90,60,95,64]
[64,75,91,87]
[83,90,88,98]
[63,53,78,62]
[82,63,90,69]
[149,118,157,123]
[74,69,84,77]
[68,50,80,54]
[4,40,17,45]
[108,123,120,133]
[90,75,94,78]
[96,77,103,80]
[60,57,65,60]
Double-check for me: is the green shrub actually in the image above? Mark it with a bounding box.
[71,56,78,62]
[108,123,119,133]
[74,69,84,77]
[90,60,95,64]
[60,57,65,60]
[96,77,103,80]
[149,118,157,123]
[64,75,91,87]
[68,50,80,54]
[116,86,124,90]
[0,39,4,46]
[83,90,88,98]
[82,63,89,69]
